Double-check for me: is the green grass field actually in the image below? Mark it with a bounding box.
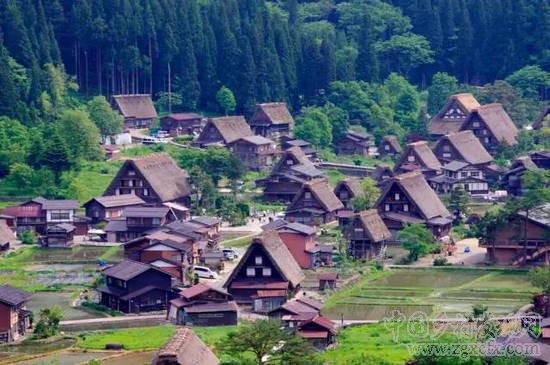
[320,323,475,365]
[323,268,536,320]
[76,325,238,351]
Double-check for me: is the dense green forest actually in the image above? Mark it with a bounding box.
[1,0,549,119]
[0,0,548,200]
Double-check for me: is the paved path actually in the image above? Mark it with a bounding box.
[60,314,167,331]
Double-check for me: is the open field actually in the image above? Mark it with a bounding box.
[320,323,476,365]
[323,268,536,320]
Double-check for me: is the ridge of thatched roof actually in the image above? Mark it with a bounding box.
[436,130,493,165]
[206,116,253,144]
[112,94,157,120]
[466,103,518,146]
[152,327,219,365]
[289,179,344,213]
[355,210,392,242]
[252,102,294,126]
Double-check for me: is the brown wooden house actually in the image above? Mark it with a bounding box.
[428,93,481,139]
[285,179,344,226]
[378,135,402,158]
[337,130,373,156]
[394,141,442,178]
[104,153,191,206]
[502,156,540,196]
[375,172,453,238]
[250,102,294,142]
[44,223,76,248]
[223,231,305,303]
[0,285,32,343]
[295,315,337,350]
[281,137,317,160]
[319,272,338,291]
[104,206,174,243]
[429,161,490,196]
[111,94,157,129]
[268,297,323,319]
[160,113,203,136]
[257,147,325,202]
[459,103,518,155]
[529,151,550,169]
[231,135,277,172]
[84,195,145,224]
[433,130,493,166]
[345,210,392,260]
[168,283,237,327]
[371,165,394,187]
[1,199,46,235]
[480,203,549,266]
[196,116,253,147]
[151,327,220,365]
[334,178,363,210]
[99,260,177,313]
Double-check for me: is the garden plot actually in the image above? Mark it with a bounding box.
[28,292,106,320]
[323,268,536,320]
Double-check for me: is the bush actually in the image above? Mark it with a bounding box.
[373,260,385,271]
[19,229,37,245]
[81,301,123,317]
[433,257,448,266]
[34,307,64,339]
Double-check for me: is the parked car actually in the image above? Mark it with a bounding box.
[156,130,169,138]
[193,265,219,279]
[222,248,239,261]
[142,137,158,145]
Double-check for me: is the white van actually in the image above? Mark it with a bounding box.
[193,265,219,279]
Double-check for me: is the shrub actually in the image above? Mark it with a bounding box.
[34,307,64,339]
[433,257,448,266]
[373,260,385,271]
[19,229,37,245]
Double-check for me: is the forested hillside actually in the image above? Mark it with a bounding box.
[1,0,548,121]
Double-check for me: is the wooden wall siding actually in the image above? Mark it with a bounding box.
[105,164,161,204]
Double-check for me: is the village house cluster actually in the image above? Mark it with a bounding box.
[0,92,547,360]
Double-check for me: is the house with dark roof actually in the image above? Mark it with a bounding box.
[281,137,317,160]
[111,94,157,129]
[428,93,481,138]
[223,231,305,303]
[0,285,32,342]
[262,219,326,269]
[99,260,177,313]
[459,103,518,155]
[394,141,442,178]
[337,130,373,156]
[345,210,392,260]
[534,105,549,130]
[84,195,146,224]
[160,113,203,136]
[1,199,46,235]
[378,136,402,158]
[196,116,253,147]
[375,172,453,238]
[319,272,338,291]
[371,165,395,187]
[334,178,363,210]
[480,203,550,266]
[250,102,294,142]
[231,135,277,171]
[44,223,76,248]
[285,179,344,226]
[151,327,220,365]
[502,156,540,196]
[429,161,490,196]
[257,147,326,202]
[104,153,191,206]
[168,283,237,327]
[104,206,175,243]
[529,151,550,169]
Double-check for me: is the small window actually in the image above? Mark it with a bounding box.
[471,171,480,177]
[246,267,255,277]
[304,192,312,199]
[152,218,161,225]
[443,153,451,158]
[484,137,490,143]
[286,159,293,165]
[407,155,415,162]
[443,145,450,152]
[143,188,149,196]
[262,268,272,277]
[354,228,364,234]
[394,193,400,201]
[289,321,295,328]
[384,144,390,151]
[255,256,263,265]
[403,204,409,212]
[473,122,480,127]
[385,204,390,212]
[461,172,468,178]
[128,170,136,176]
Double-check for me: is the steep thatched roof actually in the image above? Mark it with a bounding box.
[252,102,294,126]
[112,94,157,119]
[436,130,493,165]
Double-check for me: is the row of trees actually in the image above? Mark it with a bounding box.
[1,0,548,123]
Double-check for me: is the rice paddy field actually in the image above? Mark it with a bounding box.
[322,268,537,320]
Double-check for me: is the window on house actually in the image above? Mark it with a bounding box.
[286,159,293,165]
[385,204,390,212]
[255,256,263,265]
[403,204,409,212]
[471,171,480,177]
[394,193,400,200]
[246,268,255,277]
[152,218,161,225]
[304,192,312,199]
[443,145,450,151]
[128,170,136,176]
[262,268,272,277]
[461,172,468,178]
[484,137,490,144]
[473,122,480,127]
[407,155,415,162]
[143,188,149,196]
[443,153,451,158]
[354,228,364,234]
